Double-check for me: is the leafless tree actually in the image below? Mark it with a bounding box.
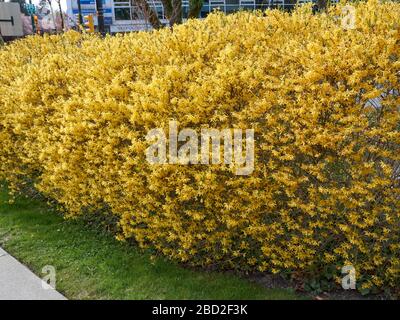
[46,0,57,32]
[168,0,182,26]
[135,0,163,29]
[133,0,203,29]
[55,0,64,30]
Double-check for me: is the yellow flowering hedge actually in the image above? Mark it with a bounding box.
[1,0,399,294]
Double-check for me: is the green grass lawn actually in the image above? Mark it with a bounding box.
[0,186,301,300]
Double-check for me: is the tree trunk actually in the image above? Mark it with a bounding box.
[56,0,65,30]
[161,0,173,19]
[188,0,203,19]
[47,0,57,32]
[169,0,182,27]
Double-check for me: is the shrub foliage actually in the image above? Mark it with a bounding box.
[1,0,399,294]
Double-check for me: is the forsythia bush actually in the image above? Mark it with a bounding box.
[1,0,399,294]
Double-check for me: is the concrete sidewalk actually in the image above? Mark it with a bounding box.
[0,247,66,300]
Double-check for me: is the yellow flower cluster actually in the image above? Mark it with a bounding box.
[1,0,399,294]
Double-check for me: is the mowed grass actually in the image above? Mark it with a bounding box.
[0,186,301,300]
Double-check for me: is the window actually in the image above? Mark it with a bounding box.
[114,1,163,21]
[114,7,131,20]
[226,0,240,12]
[114,0,131,21]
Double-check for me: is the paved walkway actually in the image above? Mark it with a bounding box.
[0,247,66,300]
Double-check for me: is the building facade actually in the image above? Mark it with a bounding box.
[66,0,324,33]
